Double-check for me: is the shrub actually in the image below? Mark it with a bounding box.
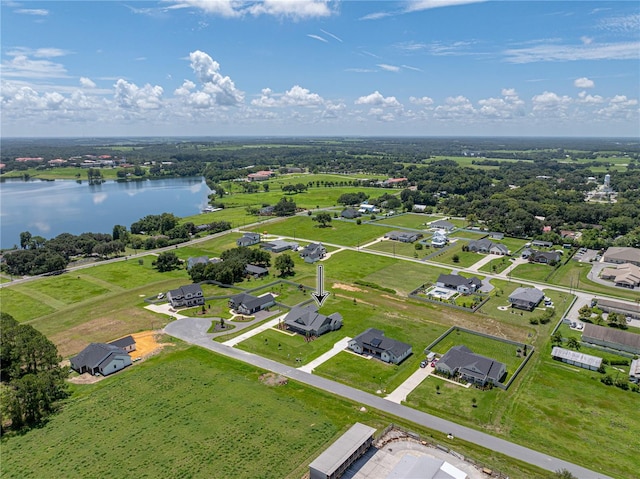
[356,219,362,225]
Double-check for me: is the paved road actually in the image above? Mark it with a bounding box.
[164,317,612,479]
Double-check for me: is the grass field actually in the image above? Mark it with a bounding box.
[247,215,393,247]
[510,262,557,282]
[478,257,513,274]
[0,345,555,479]
[449,230,486,240]
[430,328,525,382]
[365,238,424,259]
[373,213,440,229]
[429,241,481,268]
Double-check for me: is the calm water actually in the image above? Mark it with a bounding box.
[0,177,212,249]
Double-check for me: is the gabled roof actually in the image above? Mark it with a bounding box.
[230,292,275,311]
[187,256,209,269]
[71,343,129,371]
[284,305,341,333]
[352,328,411,358]
[168,283,204,298]
[551,347,602,368]
[109,335,135,349]
[438,345,505,382]
[437,274,481,289]
[245,264,268,275]
[430,220,455,230]
[509,287,544,304]
[603,246,640,264]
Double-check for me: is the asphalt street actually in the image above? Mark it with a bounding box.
[164,317,613,479]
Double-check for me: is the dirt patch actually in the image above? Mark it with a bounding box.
[259,372,288,386]
[68,372,105,385]
[129,331,169,360]
[334,293,374,306]
[333,283,367,293]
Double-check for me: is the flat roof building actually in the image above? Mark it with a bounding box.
[309,423,376,479]
[551,347,602,371]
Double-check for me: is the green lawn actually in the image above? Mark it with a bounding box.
[248,216,393,247]
[449,230,486,240]
[510,262,557,282]
[429,242,481,268]
[80,255,188,289]
[430,328,526,382]
[365,239,424,259]
[362,260,446,296]
[374,213,436,229]
[0,345,555,479]
[478,257,513,274]
[0,287,57,322]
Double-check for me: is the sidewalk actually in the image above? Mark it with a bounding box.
[385,365,433,403]
[222,314,286,347]
[297,336,351,373]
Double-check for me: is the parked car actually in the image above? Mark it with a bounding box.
[157,293,165,299]
[420,360,428,368]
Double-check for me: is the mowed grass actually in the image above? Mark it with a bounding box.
[362,260,446,295]
[478,257,513,274]
[429,241,480,268]
[80,255,188,289]
[374,213,436,229]
[0,287,56,322]
[366,238,423,259]
[510,262,557,282]
[248,216,393,247]
[0,345,559,479]
[430,328,525,382]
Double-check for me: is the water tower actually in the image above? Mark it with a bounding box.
[604,173,610,188]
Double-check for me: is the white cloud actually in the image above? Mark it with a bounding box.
[114,79,164,110]
[319,29,342,42]
[504,41,640,63]
[80,77,96,88]
[478,89,525,119]
[574,77,595,89]
[404,0,486,13]
[581,36,593,45]
[410,96,434,106]
[402,64,422,72]
[5,47,71,58]
[1,54,68,79]
[170,0,333,19]
[434,95,476,119]
[355,91,401,107]
[578,91,604,104]
[596,95,639,121]
[15,8,49,16]
[187,50,244,106]
[597,13,640,33]
[307,34,328,43]
[377,64,400,72]
[252,85,324,107]
[531,91,572,112]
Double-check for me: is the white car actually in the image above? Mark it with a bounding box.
[157,293,165,299]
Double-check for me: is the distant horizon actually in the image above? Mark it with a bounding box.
[2,1,638,137]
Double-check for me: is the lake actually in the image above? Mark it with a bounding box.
[0,177,212,249]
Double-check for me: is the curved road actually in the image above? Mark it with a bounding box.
[165,317,612,479]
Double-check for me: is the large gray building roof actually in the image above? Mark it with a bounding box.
[551,347,602,368]
[70,343,128,371]
[284,305,342,333]
[437,274,481,289]
[352,328,412,359]
[109,335,135,349]
[309,423,376,477]
[438,345,505,383]
[582,323,640,350]
[230,292,275,311]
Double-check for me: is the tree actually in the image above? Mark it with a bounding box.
[0,313,68,431]
[275,253,295,277]
[19,231,32,249]
[452,254,460,263]
[554,469,578,479]
[273,197,296,216]
[471,397,477,408]
[566,337,581,351]
[436,384,440,394]
[313,212,332,228]
[263,183,269,192]
[551,330,563,345]
[154,251,181,272]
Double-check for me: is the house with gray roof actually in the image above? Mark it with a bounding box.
[167,284,205,308]
[436,274,482,295]
[430,220,455,231]
[348,328,412,365]
[436,345,506,386]
[532,240,553,248]
[186,256,219,271]
[551,347,602,371]
[245,264,269,278]
[384,231,423,243]
[595,298,640,319]
[508,287,544,311]
[70,343,132,376]
[340,208,361,219]
[309,423,376,479]
[582,323,640,355]
[236,232,261,247]
[299,242,326,263]
[109,335,136,353]
[284,305,343,337]
[228,292,275,315]
[261,240,299,253]
[468,238,509,255]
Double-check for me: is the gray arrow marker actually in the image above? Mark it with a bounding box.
[311,264,330,307]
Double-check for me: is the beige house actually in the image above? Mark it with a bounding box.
[600,263,640,288]
[603,247,640,267]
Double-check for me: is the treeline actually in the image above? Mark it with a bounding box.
[188,246,271,284]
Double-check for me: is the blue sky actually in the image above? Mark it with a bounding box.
[1,0,639,137]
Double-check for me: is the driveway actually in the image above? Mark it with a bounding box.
[163,316,612,479]
[385,365,433,404]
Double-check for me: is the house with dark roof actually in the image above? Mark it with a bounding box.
[582,323,640,355]
[187,256,210,270]
[348,328,412,365]
[245,264,269,278]
[283,305,343,337]
[489,232,505,240]
[436,274,482,295]
[259,205,275,216]
[468,238,509,255]
[261,240,299,253]
[595,298,640,319]
[521,249,561,264]
[532,240,553,248]
[70,343,132,376]
[436,345,506,386]
[384,231,423,243]
[299,243,326,263]
[228,292,275,315]
[340,208,361,219]
[429,220,455,231]
[236,232,261,247]
[109,335,136,353]
[167,284,205,308]
[508,287,544,311]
